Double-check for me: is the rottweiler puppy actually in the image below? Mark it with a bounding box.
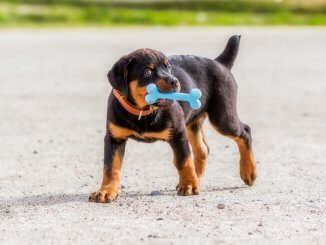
[89,35,257,203]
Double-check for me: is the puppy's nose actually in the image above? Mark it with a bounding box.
[168,78,179,88]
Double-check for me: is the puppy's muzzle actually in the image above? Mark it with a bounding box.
[156,78,180,93]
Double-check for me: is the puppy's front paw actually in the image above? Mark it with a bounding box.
[89,188,118,203]
[176,182,200,196]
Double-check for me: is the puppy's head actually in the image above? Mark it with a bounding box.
[108,48,180,108]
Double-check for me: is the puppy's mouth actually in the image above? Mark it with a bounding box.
[153,98,175,108]
[149,81,180,108]
[152,86,180,108]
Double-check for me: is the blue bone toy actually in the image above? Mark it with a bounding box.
[145,83,202,110]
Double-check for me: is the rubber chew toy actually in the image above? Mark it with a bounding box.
[145,83,202,110]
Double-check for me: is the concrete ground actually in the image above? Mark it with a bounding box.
[0,28,325,244]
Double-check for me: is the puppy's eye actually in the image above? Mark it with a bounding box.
[167,65,172,72]
[143,69,152,77]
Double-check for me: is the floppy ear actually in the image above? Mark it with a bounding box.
[107,55,134,97]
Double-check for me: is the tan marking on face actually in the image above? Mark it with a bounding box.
[109,123,170,141]
[163,59,169,66]
[148,63,155,69]
[129,80,148,108]
[156,79,170,92]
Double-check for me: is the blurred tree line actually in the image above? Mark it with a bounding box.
[0,0,325,26]
[2,0,326,13]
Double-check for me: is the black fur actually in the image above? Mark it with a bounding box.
[105,35,252,179]
[216,35,241,69]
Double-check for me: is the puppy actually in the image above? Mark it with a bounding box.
[89,35,257,203]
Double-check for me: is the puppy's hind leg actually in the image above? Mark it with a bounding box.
[207,75,257,186]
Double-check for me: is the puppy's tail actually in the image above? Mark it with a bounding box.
[215,35,241,69]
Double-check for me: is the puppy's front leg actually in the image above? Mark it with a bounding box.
[170,131,200,196]
[89,134,126,203]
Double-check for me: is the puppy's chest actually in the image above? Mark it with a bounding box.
[109,123,170,142]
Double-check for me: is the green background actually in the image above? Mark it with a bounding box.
[0,0,325,26]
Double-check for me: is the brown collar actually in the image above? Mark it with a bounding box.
[112,89,156,119]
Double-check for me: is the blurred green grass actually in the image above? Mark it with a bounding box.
[0,1,326,26]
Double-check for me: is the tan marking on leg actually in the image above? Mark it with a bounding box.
[174,156,200,196]
[233,137,257,186]
[109,123,170,141]
[187,126,208,179]
[210,124,257,186]
[129,80,148,108]
[89,153,123,203]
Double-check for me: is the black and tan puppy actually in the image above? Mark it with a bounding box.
[89,35,257,203]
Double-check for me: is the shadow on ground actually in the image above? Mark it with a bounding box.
[0,186,246,207]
